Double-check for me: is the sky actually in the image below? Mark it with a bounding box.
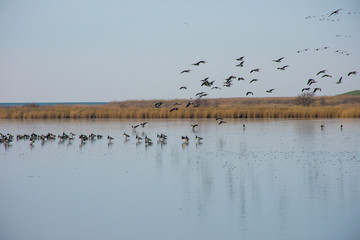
[0,0,359,102]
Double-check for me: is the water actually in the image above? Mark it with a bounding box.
[0,119,359,240]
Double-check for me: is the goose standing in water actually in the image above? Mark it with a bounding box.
[195,135,203,143]
[123,132,130,139]
[182,136,189,143]
[107,135,114,142]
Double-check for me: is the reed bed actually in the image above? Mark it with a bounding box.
[1,96,360,119]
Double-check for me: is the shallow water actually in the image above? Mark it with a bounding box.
[0,119,359,240]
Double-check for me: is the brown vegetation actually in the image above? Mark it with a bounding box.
[1,96,360,119]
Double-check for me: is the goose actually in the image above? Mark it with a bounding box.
[313,88,322,93]
[123,132,130,139]
[238,77,245,81]
[246,92,254,96]
[348,71,357,76]
[186,102,194,108]
[321,74,332,78]
[132,124,140,130]
[225,76,236,81]
[170,107,178,112]
[140,122,148,127]
[196,92,206,96]
[154,102,163,108]
[302,87,310,92]
[250,79,259,83]
[192,60,206,66]
[215,116,223,121]
[136,135,142,142]
[211,86,221,90]
[182,136,189,143]
[266,89,275,93]
[277,65,289,70]
[145,136,152,143]
[218,120,227,125]
[107,135,114,141]
[320,124,324,129]
[191,124,198,130]
[307,79,317,85]
[97,134,103,139]
[329,9,342,17]
[250,68,260,73]
[336,77,343,84]
[317,70,327,75]
[179,86,187,90]
[180,69,191,74]
[195,135,203,142]
[235,56,245,61]
[340,125,343,130]
[236,61,244,67]
[273,57,284,63]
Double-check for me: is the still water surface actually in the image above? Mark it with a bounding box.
[0,119,359,240]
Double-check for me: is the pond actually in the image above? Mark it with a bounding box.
[0,119,359,240]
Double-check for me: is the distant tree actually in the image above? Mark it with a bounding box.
[296,92,315,106]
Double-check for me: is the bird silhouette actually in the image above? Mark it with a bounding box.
[179,86,187,90]
[336,77,343,84]
[321,74,332,78]
[329,9,342,17]
[250,68,260,73]
[170,107,178,112]
[192,61,206,66]
[313,88,322,93]
[302,87,310,92]
[307,79,317,85]
[317,70,327,75]
[266,89,275,93]
[180,70,191,74]
[235,56,245,61]
[236,61,244,67]
[273,57,284,63]
[246,92,254,96]
[250,79,259,83]
[348,71,357,76]
[277,65,289,70]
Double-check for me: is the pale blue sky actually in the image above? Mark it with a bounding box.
[0,0,359,102]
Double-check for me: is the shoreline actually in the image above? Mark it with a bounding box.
[1,96,360,119]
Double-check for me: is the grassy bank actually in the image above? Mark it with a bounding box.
[1,96,360,119]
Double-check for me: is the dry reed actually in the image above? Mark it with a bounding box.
[1,96,360,119]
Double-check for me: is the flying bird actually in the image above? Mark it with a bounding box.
[170,107,178,112]
[329,9,342,17]
[273,57,284,63]
[236,61,244,67]
[179,86,187,90]
[266,89,275,93]
[317,70,327,75]
[336,77,343,84]
[192,60,206,66]
[246,92,254,96]
[218,120,227,125]
[348,71,357,76]
[302,87,310,92]
[235,56,245,61]
[250,68,260,73]
[180,70,191,74]
[250,79,259,83]
[313,88,322,93]
[238,77,245,81]
[321,74,332,78]
[277,65,289,70]
[307,79,317,85]
[211,86,221,90]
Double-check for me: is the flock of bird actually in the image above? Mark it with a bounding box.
[152,8,358,113]
[0,121,208,148]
